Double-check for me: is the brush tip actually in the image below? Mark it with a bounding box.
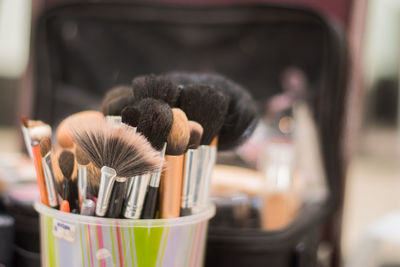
[76,146,90,165]
[132,74,179,107]
[39,137,51,157]
[20,115,29,128]
[166,108,190,155]
[58,150,75,179]
[101,85,133,115]
[121,106,141,128]
[187,121,203,150]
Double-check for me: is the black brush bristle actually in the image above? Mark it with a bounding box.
[168,72,258,150]
[178,84,229,145]
[72,118,162,178]
[121,106,141,128]
[132,74,179,107]
[59,150,75,179]
[133,98,173,151]
[101,85,134,115]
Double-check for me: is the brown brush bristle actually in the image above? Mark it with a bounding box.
[21,115,29,128]
[166,108,190,155]
[87,163,100,197]
[56,111,104,149]
[39,137,51,157]
[178,84,229,145]
[101,85,133,115]
[59,150,75,179]
[75,146,90,165]
[187,121,203,150]
[132,98,173,151]
[71,117,163,177]
[132,74,179,107]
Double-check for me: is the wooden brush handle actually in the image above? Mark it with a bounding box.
[159,155,184,218]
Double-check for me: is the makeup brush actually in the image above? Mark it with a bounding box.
[39,138,58,208]
[20,115,33,159]
[178,83,229,145]
[132,74,180,107]
[76,146,90,210]
[56,111,104,149]
[29,124,52,143]
[58,150,75,213]
[121,106,141,128]
[123,99,173,219]
[178,83,229,212]
[181,121,203,216]
[31,140,49,206]
[101,85,134,116]
[159,108,190,218]
[72,118,163,217]
[168,72,258,150]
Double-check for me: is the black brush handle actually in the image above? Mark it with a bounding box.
[141,186,158,219]
[106,181,127,218]
[180,207,192,216]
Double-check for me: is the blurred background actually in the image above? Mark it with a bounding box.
[2,0,400,266]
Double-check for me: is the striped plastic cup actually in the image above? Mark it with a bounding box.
[34,201,215,267]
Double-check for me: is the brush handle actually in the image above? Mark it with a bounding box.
[31,143,49,206]
[106,180,127,218]
[141,186,158,219]
[96,166,117,217]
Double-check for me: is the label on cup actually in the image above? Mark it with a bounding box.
[53,219,76,242]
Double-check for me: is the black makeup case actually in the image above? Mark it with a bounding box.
[27,1,348,267]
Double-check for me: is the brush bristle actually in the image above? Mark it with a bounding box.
[75,146,90,165]
[132,74,179,107]
[187,121,203,150]
[71,118,163,177]
[121,106,141,128]
[101,85,133,115]
[166,108,190,155]
[133,98,173,151]
[168,72,258,150]
[39,137,51,157]
[59,150,75,179]
[29,124,52,142]
[178,84,229,145]
[56,111,104,149]
[21,115,29,128]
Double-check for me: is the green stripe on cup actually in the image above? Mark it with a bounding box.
[46,216,57,267]
[134,226,164,267]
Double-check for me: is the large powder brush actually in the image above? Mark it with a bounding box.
[168,72,258,150]
[132,74,180,107]
[101,85,134,116]
[178,83,229,145]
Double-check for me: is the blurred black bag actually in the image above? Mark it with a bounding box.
[32,2,348,267]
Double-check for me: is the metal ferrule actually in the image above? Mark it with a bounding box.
[149,144,166,187]
[96,166,117,217]
[106,115,122,126]
[123,174,151,219]
[78,165,88,208]
[181,149,199,209]
[42,152,58,207]
[192,145,209,209]
[80,199,95,216]
[21,126,33,159]
[200,146,217,207]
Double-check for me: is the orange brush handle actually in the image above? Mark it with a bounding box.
[32,144,50,206]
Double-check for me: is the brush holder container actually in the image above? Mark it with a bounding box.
[34,201,215,267]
